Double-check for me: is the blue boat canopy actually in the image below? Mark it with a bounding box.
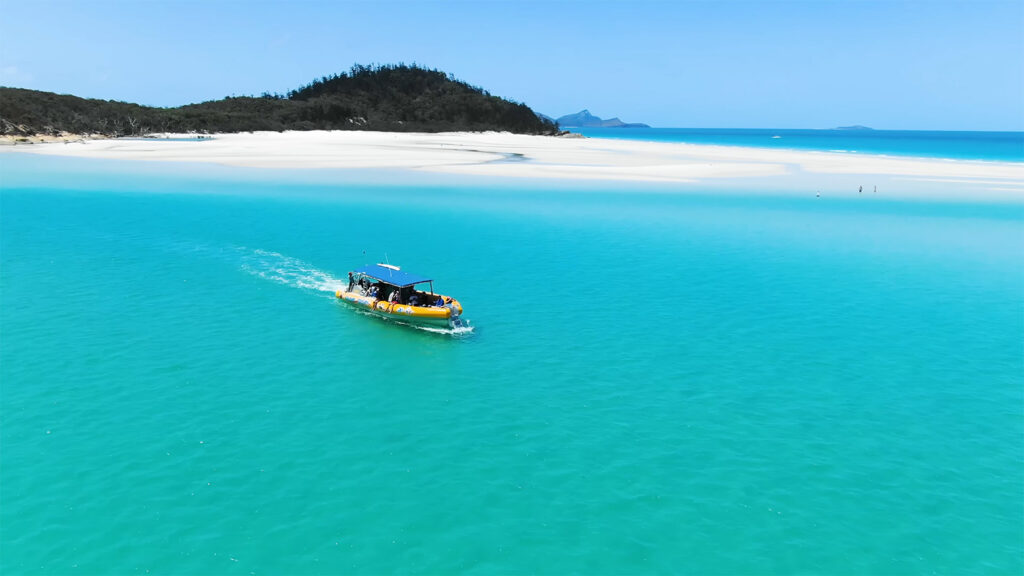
[352,264,433,288]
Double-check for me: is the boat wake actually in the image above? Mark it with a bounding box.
[411,323,475,336]
[239,248,346,297]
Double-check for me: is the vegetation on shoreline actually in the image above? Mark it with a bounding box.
[0,64,558,137]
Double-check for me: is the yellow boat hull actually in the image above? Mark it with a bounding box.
[335,290,463,328]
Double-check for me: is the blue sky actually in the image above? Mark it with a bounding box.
[2,0,1021,130]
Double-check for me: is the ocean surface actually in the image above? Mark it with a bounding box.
[572,127,1024,162]
[2,149,1022,575]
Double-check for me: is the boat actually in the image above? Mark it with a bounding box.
[335,263,465,329]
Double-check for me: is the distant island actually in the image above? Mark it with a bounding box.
[834,125,874,131]
[0,64,558,138]
[555,109,650,128]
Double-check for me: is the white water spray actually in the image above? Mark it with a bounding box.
[238,248,346,295]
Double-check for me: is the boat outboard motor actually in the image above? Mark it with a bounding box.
[447,300,462,328]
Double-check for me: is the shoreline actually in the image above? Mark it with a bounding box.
[3,130,1022,199]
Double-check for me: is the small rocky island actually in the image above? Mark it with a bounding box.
[555,109,650,128]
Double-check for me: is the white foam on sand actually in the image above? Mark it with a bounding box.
[5,130,1022,200]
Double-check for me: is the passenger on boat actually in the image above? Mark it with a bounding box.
[388,289,400,303]
[347,272,355,291]
[409,293,420,306]
[435,295,444,307]
[368,285,379,298]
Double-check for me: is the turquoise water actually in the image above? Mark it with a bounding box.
[2,153,1023,574]
[572,127,1024,162]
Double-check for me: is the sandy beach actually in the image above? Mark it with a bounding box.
[4,131,1022,198]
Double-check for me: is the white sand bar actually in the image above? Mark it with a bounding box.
[5,131,1022,198]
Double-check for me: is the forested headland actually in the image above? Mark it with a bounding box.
[0,64,558,138]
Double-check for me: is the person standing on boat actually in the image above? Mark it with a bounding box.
[347,272,355,292]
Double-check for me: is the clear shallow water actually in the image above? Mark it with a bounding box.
[572,127,1024,162]
[2,154,1022,574]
